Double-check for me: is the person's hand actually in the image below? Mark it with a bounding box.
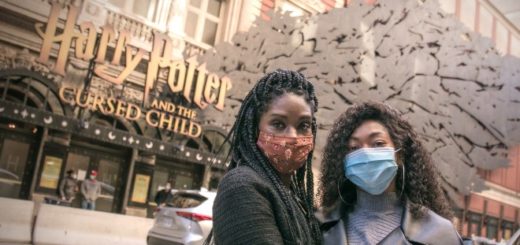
[61,197,66,201]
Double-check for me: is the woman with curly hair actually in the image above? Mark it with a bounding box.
[210,69,322,244]
[317,102,463,245]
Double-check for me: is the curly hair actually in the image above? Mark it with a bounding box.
[224,69,322,243]
[318,102,453,219]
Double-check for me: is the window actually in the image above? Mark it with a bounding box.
[131,174,151,204]
[467,213,482,236]
[0,139,31,197]
[132,0,158,19]
[64,153,90,181]
[276,0,312,17]
[278,1,306,17]
[167,192,207,208]
[39,156,63,189]
[502,221,514,240]
[107,0,164,23]
[185,0,225,46]
[186,138,200,149]
[486,217,498,239]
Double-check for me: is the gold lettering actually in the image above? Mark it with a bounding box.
[204,73,220,105]
[96,25,116,63]
[91,95,105,114]
[35,3,79,75]
[179,118,188,135]
[75,22,96,61]
[105,97,116,114]
[166,103,175,113]
[183,56,198,103]
[36,5,232,113]
[159,113,173,130]
[176,106,184,117]
[189,122,202,138]
[165,60,186,93]
[95,47,145,85]
[125,103,141,121]
[158,100,169,111]
[156,101,176,113]
[215,76,232,111]
[115,100,126,117]
[150,99,160,109]
[59,87,75,105]
[193,63,208,109]
[111,31,130,65]
[146,110,159,127]
[173,116,180,133]
[182,108,191,118]
[144,32,172,104]
[75,90,90,108]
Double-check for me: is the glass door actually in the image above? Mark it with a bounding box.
[62,152,90,207]
[63,145,127,213]
[0,139,31,198]
[96,158,122,212]
[0,122,38,200]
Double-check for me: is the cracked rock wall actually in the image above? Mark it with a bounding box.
[197,0,520,202]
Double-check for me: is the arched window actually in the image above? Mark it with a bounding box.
[0,69,67,116]
[185,138,200,149]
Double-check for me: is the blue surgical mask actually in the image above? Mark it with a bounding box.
[344,147,398,195]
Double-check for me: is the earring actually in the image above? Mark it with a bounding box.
[398,163,406,199]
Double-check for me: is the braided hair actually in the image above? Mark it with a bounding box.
[225,69,322,244]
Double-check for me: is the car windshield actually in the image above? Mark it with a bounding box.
[167,192,207,208]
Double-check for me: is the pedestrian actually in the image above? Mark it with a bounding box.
[317,102,464,244]
[81,170,101,210]
[59,169,78,203]
[154,182,173,207]
[210,69,322,244]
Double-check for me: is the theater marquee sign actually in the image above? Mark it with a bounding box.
[35,3,232,138]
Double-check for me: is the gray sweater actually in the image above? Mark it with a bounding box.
[59,177,78,200]
[81,179,101,202]
[345,190,403,244]
[212,166,314,245]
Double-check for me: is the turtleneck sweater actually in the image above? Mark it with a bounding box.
[344,190,403,244]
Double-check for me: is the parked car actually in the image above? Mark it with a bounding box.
[470,229,520,245]
[508,229,520,245]
[147,189,215,245]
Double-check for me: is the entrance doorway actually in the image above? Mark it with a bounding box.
[63,143,129,213]
[0,119,39,199]
[35,138,130,213]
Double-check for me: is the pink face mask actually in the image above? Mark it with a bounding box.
[256,131,314,174]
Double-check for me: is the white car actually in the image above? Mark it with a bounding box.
[507,229,520,245]
[147,190,215,245]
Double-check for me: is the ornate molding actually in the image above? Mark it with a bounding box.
[0,45,63,84]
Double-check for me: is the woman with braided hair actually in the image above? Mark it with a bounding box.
[211,69,322,244]
[316,102,464,245]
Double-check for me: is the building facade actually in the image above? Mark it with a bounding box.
[0,0,242,217]
[0,0,348,218]
[435,0,520,241]
[0,1,518,239]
